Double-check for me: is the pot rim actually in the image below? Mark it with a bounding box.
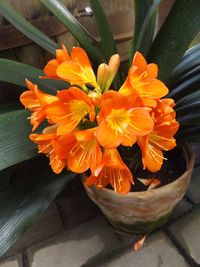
[83,142,195,198]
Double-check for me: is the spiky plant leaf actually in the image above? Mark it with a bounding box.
[129,0,160,64]
[0,59,68,94]
[0,159,75,257]
[89,0,117,60]
[167,44,200,85]
[147,0,200,81]
[0,110,37,171]
[40,0,104,64]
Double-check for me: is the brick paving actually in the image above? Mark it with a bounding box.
[0,144,200,267]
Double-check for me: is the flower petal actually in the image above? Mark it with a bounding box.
[146,63,158,79]
[142,79,169,99]
[44,59,59,78]
[89,149,134,194]
[85,174,109,189]
[132,52,147,75]
[56,45,70,63]
[50,151,66,174]
[133,235,147,251]
[144,145,164,173]
[95,121,122,148]
[67,132,102,173]
[71,47,93,68]
[128,108,154,136]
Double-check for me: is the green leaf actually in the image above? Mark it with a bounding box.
[0,103,22,114]
[0,110,37,171]
[89,0,121,87]
[0,59,69,94]
[176,126,200,142]
[176,102,200,116]
[177,113,200,126]
[147,0,200,81]
[89,0,117,60]
[168,74,200,101]
[129,0,160,64]
[0,158,76,257]
[170,65,200,90]
[167,44,200,85]
[0,0,59,54]
[0,167,13,192]
[40,0,104,64]
[176,90,200,107]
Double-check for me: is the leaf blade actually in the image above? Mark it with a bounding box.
[0,59,69,94]
[0,110,37,170]
[167,44,200,85]
[0,159,75,257]
[129,0,160,64]
[147,0,200,81]
[40,0,104,64]
[89,0,117,60]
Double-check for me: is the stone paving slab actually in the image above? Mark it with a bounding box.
[5,203,63,258]
[191,143,200,166]
[100,231,189,267]
[169,209,200,264]
[170,197,192,222]
[0,255,22,267]
[186,166,200,204]
[56,190,99,228]
[28,216,121,267]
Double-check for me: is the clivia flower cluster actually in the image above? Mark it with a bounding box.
[20,45,179,194]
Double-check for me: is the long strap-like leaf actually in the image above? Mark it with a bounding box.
[89,0,117,60]
[0,159,75,257]
[168,74,200,100]
[40,0,105,64]
[129,0,160,65]
[176,90,200,107]
[0,0,59,54]
[176,126,200,142]
[147,0,200,81]
[0,110,37,171]
[167,44,200,85]
[0,59,68,94]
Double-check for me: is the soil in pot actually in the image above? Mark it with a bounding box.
[116,145,186,192]
[83,144,193,236]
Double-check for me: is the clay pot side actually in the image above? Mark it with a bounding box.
[83,143,195,235]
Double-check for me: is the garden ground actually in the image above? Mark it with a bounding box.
[0,144,200,267]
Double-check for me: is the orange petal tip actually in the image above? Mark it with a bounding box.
[133,235,147,251]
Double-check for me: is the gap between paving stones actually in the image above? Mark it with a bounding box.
[0,162,199,267]
[164,229,198,267]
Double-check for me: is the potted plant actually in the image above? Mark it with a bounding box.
[0,0,199,256]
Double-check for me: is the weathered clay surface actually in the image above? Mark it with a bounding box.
[83,145,194,228]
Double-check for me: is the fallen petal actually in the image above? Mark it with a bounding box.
[148,179,161,190]
[137,178,154,186]
[133,235,147,251]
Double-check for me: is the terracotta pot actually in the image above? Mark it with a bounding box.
[82,143,194,235]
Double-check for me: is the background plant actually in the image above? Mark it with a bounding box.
[0,0,199,257]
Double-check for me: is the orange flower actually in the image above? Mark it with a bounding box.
[30,126,66,174]
[95,90,153,148]
[20,80,58,131]
[43,45,70,78]
[85,148,134,194]
[44,45,99,89]
[138,99,179,172]
[46,87,96,135]
[119,52,169,107]
[63,128,102,173]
